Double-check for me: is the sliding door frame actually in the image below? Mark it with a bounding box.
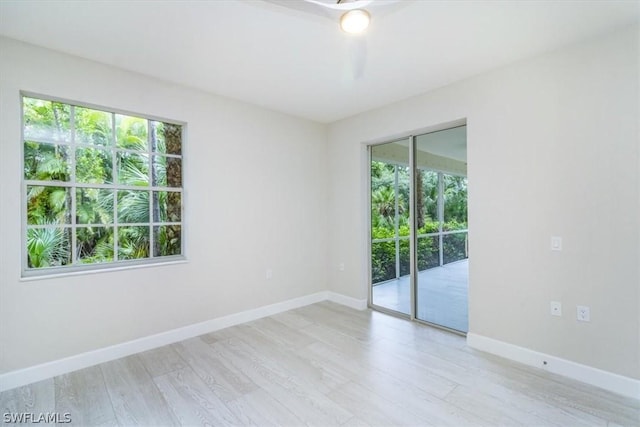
[408,135,417,321]
[367,120,467,335]
[367,136,413,320]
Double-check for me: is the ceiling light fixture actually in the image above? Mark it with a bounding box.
[340,9,370,34]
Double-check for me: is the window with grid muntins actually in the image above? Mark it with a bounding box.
[22,95,184,276]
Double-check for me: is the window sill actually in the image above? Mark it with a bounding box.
[20,257,188,282]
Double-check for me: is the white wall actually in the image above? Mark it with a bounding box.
[327,26,639,380]
[0,38,328,373]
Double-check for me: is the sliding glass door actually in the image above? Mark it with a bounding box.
[414,128,468,331]
[370,139,411,315]
[369,126,468,332]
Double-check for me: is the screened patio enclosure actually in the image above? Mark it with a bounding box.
[370,125,468,333]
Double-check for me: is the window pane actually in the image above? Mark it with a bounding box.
[154,225,181,257]
[76,188,114,224]
[152,156,182,187]
[117,190,149,223]
[24,141,71,181]
[371,240,396,284]
[75,107,113,146]
[443,233,468,264]
[27,186,71,225]
[153,191,181,222]
[26,227,71,268]
[76,147,113,184]
[77,226,114,264]
[397,166,410,226]
[399,238,410,277]
[151,121,182,155]
[152,155,165,187]
[117,152,149,186]
[23,97,71,142]
[417,169,438,233]
[116,114,148,150]
[118,226,149,260]
[443,175,467,228]
[417,235,439,271]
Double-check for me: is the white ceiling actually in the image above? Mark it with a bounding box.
[0,0,638,123]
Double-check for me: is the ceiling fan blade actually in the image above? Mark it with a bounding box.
[303,0,374,12]
[265,0,337,18]
[263,0,405,21]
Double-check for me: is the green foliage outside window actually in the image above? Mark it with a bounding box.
[23,96,183,271]
[371,161,468,284]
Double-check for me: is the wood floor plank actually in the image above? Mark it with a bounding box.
[246,316,316,349]
[297,321,459,399]
[293,304,378,343]
[312,301,373,324]
[477,364,640,426]
[199,326,238,345]
[54,365,117,426]
[507,359,640,413]
[172,337,258,402]
[0,379,54,425]
[270,309,315,330]
[372,336,496,386]
[301,338,458,400]
[340,415,373,427]
[389,385,489,427]
[101,355,179,426]
[138,345,187,378]
[327,381,432,426]
[372,336,618,426]
[209,337,354,426]
[444,383,593,427]
[228,324,350,394]
[153,367,240,426]
[319,342,487,426]
[370,310,468,348]
[309,301,466,350]
[225,388,305,427]
[299,321,379,356]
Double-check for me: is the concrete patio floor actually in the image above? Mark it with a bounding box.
[371,259,468,332]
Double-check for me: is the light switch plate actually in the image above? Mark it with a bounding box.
[551,236,562,251]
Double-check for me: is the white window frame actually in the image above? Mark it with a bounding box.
[21,92,186,278]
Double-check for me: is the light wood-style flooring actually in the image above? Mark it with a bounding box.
[1,301,638,426]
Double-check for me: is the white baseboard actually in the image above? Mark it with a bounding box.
[467,332,640,400]
[0,290,361,392]
[326,291,368,310]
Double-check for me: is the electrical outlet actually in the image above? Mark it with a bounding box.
[577,305,590,322]
[550,301,562,316]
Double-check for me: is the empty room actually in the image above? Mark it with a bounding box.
[0,0,638,425]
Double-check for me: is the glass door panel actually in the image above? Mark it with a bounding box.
[414,127,469,332]
[370,139,411,315]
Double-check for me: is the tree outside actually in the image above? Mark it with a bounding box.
[23,97,183,270]
[371,160,468,284]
